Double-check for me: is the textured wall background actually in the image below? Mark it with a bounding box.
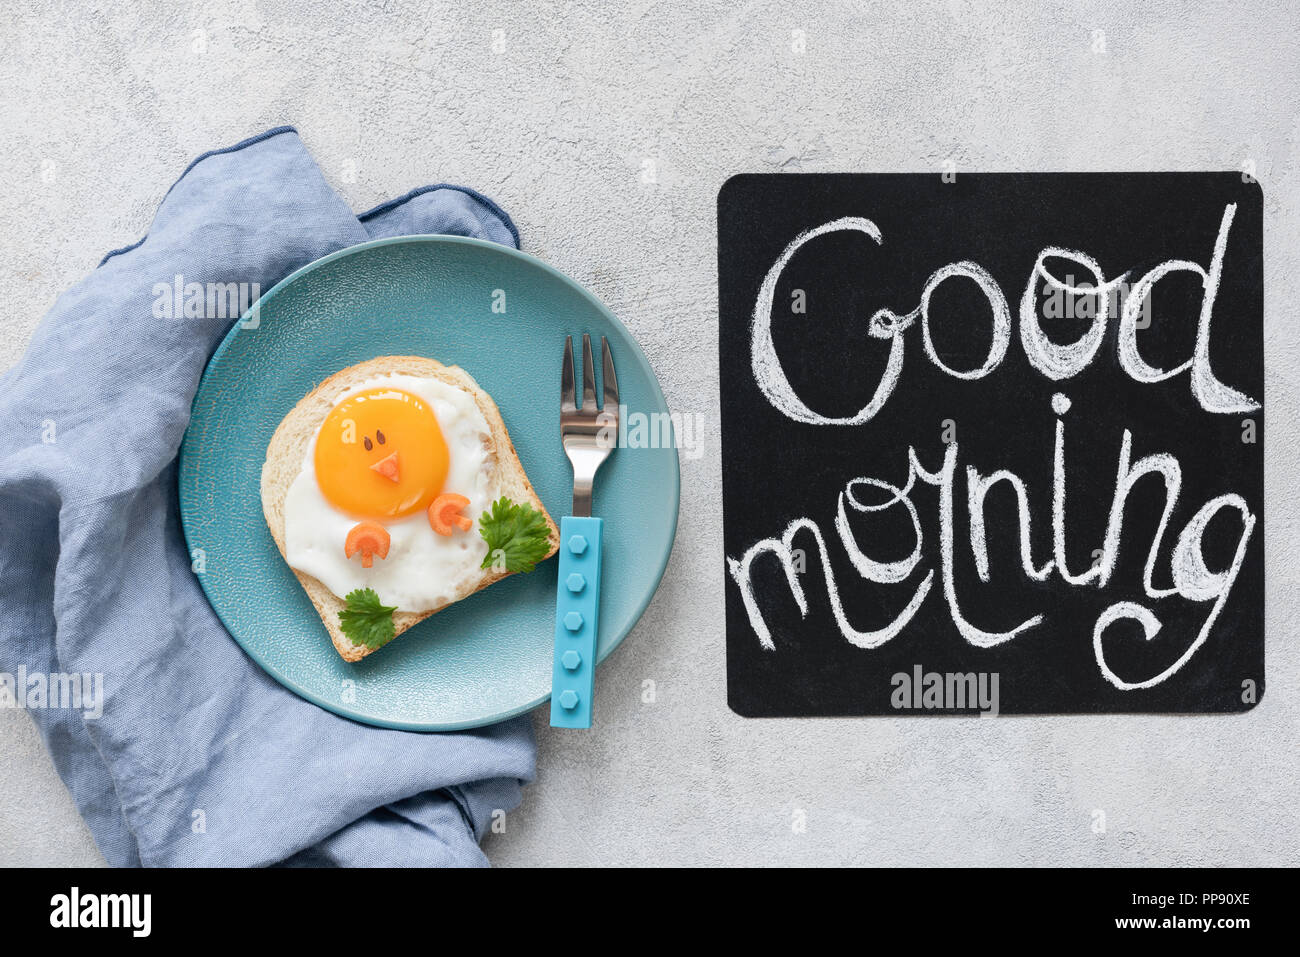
[2,0,1297,866]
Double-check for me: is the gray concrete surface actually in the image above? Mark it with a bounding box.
[2,0,1298,867]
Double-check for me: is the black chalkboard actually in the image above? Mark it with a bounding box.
[718,173,1263,716]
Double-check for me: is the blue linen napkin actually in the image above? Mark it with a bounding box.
[0,127,535,866]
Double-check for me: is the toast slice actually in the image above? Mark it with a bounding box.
[261,356,559,661]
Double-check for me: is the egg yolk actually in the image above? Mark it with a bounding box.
[314,388,449,519]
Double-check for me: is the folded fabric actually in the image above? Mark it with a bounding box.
[0,127,535,866]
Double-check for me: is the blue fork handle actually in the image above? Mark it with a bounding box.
[551,515,603,728]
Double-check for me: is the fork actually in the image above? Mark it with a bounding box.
[551,333,618,729]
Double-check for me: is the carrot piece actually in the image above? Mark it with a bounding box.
[369,451,400,483]
[344,521,391,568]
[428,493,471,536]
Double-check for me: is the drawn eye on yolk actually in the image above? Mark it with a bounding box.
[314,388,449,519]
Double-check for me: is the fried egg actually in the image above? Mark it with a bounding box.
[282,373,497,611]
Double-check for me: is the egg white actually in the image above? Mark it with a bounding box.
[283,373,498,612]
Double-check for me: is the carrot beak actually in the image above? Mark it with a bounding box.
[369,451,400,483]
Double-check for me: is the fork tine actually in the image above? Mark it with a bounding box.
[561,335,577,412]
[601,336,618,413]
[581,333,597,410]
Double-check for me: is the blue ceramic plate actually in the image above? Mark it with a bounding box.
[178,236,679,730]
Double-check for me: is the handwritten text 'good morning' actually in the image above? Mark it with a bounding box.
[728,205,1256,691]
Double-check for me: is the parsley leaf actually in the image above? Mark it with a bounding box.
[338,588,397,649]
[479,497,552,573]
